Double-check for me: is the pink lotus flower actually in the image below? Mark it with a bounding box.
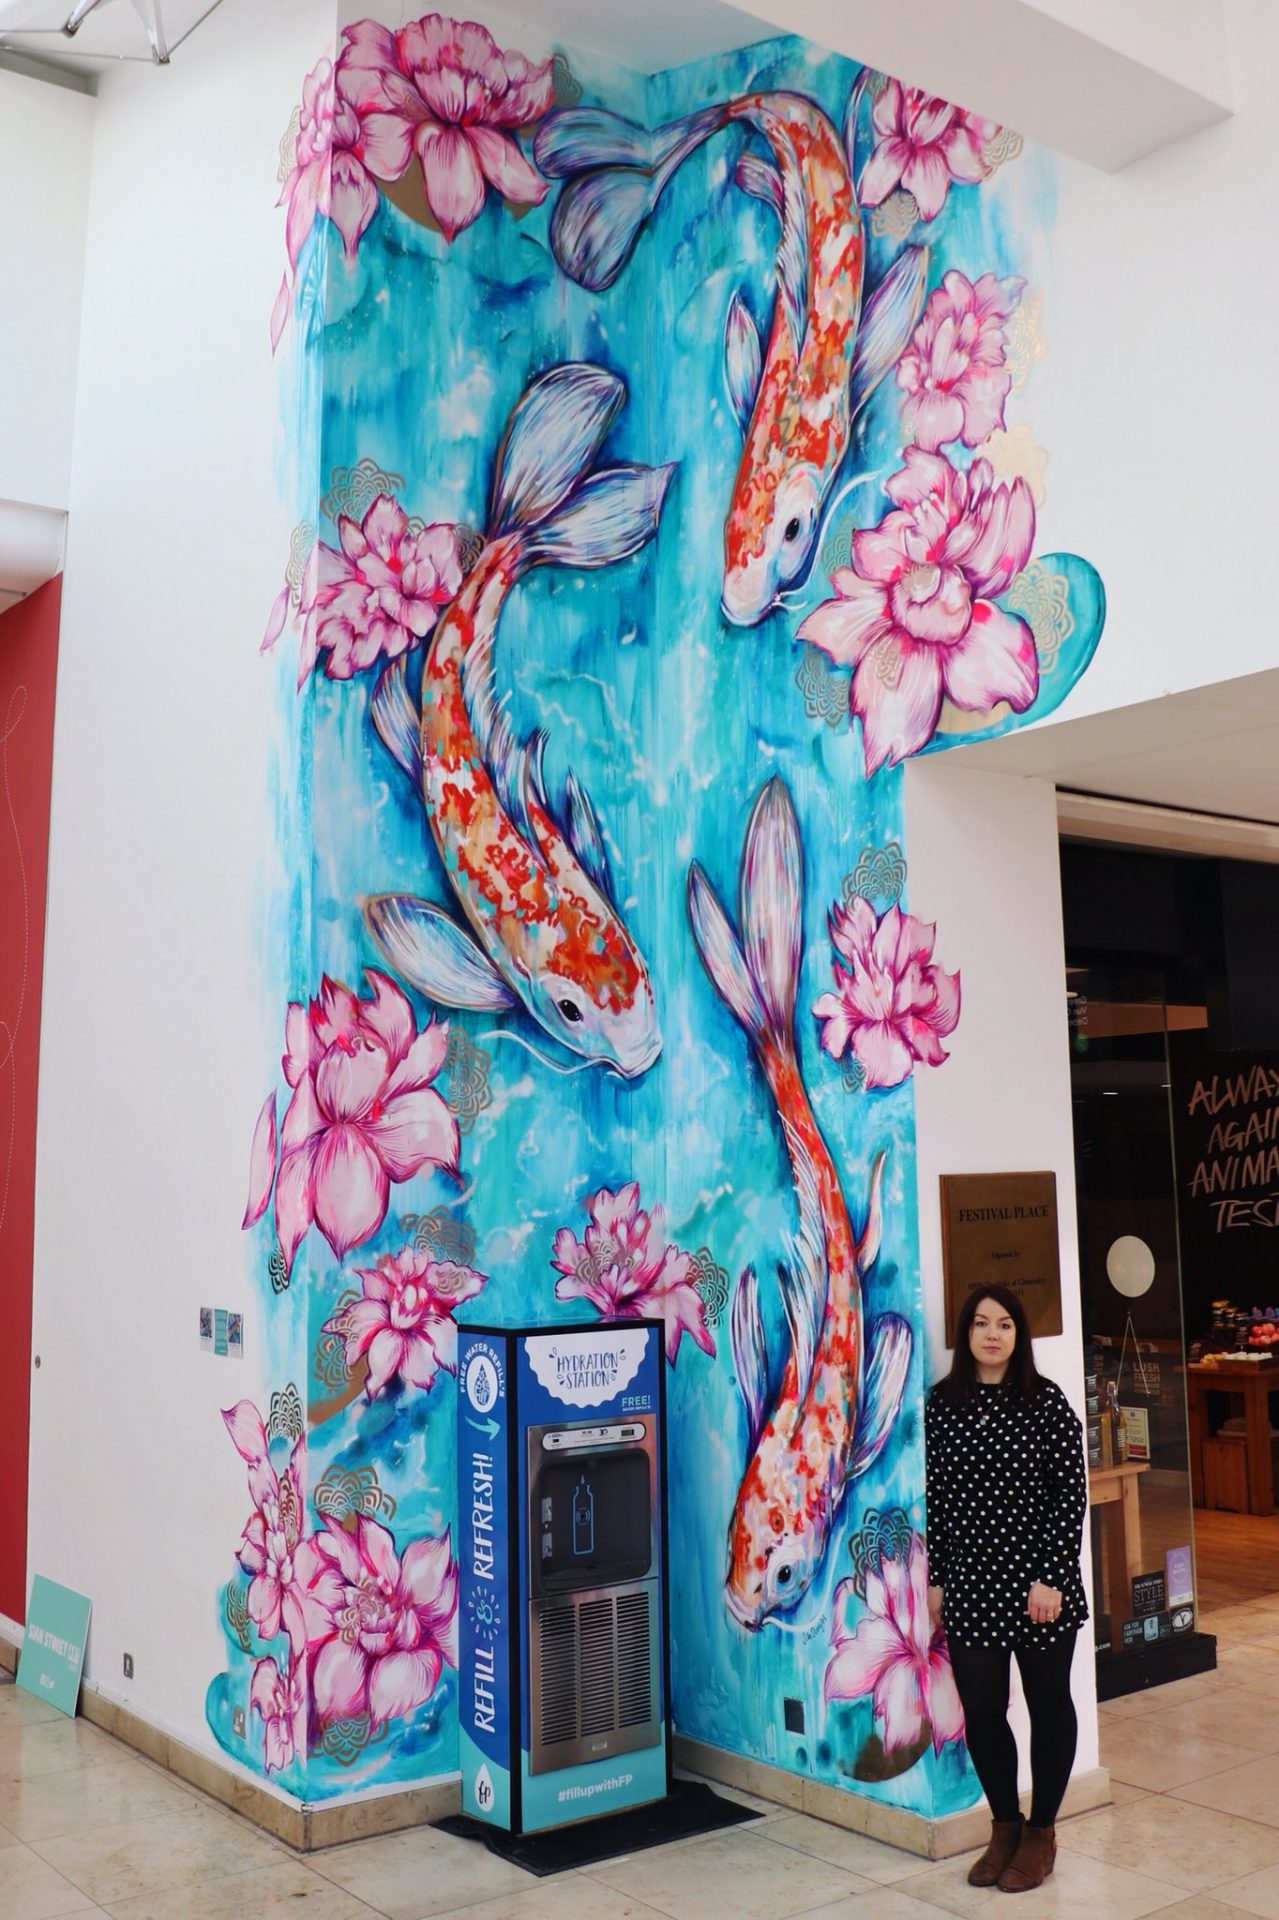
[272,56,382,350]
[243,1092,277,1229]
[813,898,959,1090]
[261,498,466,689]
[860,78,998,223]
[798,447,1038,774]
[250,1656,306,1775]
[897,271,1023,452]
[552,1184,714,1366]
[824,1537,964,1755]
[323,1245,487,1398]
[335,13,555,241]
[266,971,458,1275]
[310,1516,458,1730]
[223,1401,310,1655]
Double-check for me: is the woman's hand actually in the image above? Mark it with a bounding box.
[928,1584,944,1632]
[1027,1580,1063,1625]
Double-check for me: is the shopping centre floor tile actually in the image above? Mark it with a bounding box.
[0,1836,98,1920]
[762,1812,941,1885]
[30,1803,285,1907]
[1057,1792,1279,1890]
[12,1677,1279,1920]
[312,1824,540,1920]
[1099,1714,1258,1791]
[1169,1750,1279,1827]
[891,1849,1187,1918]
[588,1826,874,1918]
[98,1858,386,1920]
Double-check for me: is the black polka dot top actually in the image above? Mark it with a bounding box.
[925,1376,1089,1649]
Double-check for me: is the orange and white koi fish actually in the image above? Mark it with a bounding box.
[687,778,912,1629]
[365,363,671,1078]
[535,84,928,626]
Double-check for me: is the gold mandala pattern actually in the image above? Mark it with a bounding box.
[1005,297,1047,393]
[1006,560,1074,678]
[983,126,1024,172]
[315,1288,360,1390]
[819,517,856,576]
[690,1248,729,1330]
[844,842,907,910]
[224,1582,253,1654]
[266,1382,304,1443]
[442,1029,492,1135]
[871,190,919,241]
[551,53,581,107]
[314,1463,398,1524]
[400,1208,477,1266]
[320,1713,389,1766]
[277,106,300,185]
[841,1056,867,1094]
[285,522,316,604]
[795,648,849,729]
[456,525,485,575]
[977,422,1048,506]
[321,459,406,525]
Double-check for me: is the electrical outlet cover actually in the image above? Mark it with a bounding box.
[123,1653,134,1679]
[231,1706,246,1737]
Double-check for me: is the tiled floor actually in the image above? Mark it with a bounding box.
[6,1599,1279,1920]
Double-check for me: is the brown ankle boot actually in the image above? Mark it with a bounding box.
[998,1822,1056,1892]
[967,1818,1024,1886]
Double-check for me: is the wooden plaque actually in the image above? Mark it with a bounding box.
[940,1171,1063,1345]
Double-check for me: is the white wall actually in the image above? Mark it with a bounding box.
[1031,0,1277,722]
[904,758,1099,1787]
[0,68,94,517]
[27,0,332,1764]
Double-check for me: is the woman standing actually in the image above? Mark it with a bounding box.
[926,1284,1088,1894]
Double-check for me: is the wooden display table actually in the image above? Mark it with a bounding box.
[1187,1359,1278,1517]
[1089,1461,1149,1650]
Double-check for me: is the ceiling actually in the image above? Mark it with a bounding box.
[0,0,1234,170]
[952,667,1279,827]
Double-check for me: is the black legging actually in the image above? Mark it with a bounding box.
[949,1634,1079,1828]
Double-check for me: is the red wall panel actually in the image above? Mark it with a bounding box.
[0,577,61,1624]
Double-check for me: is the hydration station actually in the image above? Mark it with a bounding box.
[457,1321,669,1834]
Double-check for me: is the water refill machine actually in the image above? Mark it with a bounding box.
[457,1321,669,1833]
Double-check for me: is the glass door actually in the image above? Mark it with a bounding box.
[1068,965,1210,1692]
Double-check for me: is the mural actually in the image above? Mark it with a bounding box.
[217,8,1105,1818]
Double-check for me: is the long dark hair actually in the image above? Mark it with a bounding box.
[934,1284,1044,1406]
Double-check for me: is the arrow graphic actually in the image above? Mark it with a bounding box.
[468,1416,500,1440]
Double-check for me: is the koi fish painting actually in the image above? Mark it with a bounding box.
[365,363,671,1078]
[535,80,928,625]
[687,778,912,1629]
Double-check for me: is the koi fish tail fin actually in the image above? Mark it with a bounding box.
[731,1264,769,1454]
[370,657,422,783]
[687,775,803,1070]
[535,104,726,290]
[849,243,930,425]
[849,1309,913,1481]
[488,362,674,577]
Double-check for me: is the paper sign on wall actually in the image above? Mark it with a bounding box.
[18,1576,91,1717]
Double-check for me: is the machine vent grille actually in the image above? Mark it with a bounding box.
[578,1596,616,1737]
[538,1603,577,1750]
[616,1590,652,1728]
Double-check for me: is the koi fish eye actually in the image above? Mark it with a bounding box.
[783,517,802,545]
[775,1564,794,1589]
[557,998,584,1024]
